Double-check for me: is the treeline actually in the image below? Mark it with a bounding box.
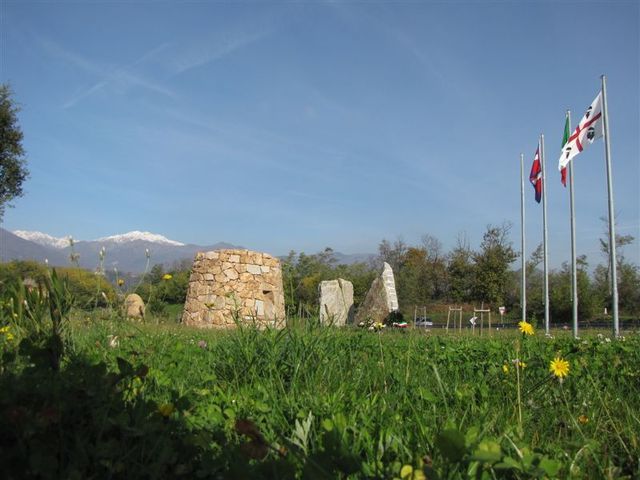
[282,223,640,324]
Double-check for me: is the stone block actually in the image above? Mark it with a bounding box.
[246,264,262,275]
[318,279,354,326]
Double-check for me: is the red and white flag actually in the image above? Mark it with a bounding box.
[558,91,604,172]
[529,147,542,203]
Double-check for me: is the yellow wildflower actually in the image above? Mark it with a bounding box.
[117,279,125,286]
[158,403,175,417]
[0,326,9,334]
[518,320,534,335]
[400,465,426,480]
[549,357,570,379]
[162,274,173,281]
[578,415,589,424]
[502,363,510,374]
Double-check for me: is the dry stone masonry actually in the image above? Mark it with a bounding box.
[182,249,286,329]
[318,279,354,326]
[355,262,399,325]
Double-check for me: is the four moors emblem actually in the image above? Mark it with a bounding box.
[558,91,603,172]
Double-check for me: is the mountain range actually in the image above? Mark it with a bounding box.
[0,229,373,273]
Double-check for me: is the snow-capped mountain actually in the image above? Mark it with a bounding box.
[14,230,186,247]
[12,230,72,249]
[96,231,185,246]
[2,228,239,273]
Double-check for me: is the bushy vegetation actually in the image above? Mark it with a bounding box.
[0,260,116,309]
[1,275,638,479]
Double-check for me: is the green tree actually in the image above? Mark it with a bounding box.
[334,262,376,307]
[420,234,448,301]
[472,223,517,305]
[617,262,640,316]
[0,84,29,220]
[447,234,474,303]
[396,247,429,308]
[596,218,637,315]
[508,243,544,323]
[549,255,599,324]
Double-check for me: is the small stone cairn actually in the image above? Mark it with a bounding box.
[318,279,354,326]
[355,262,399,325]
[181,249,285,329]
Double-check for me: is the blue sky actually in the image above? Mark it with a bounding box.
[1,1,638,267]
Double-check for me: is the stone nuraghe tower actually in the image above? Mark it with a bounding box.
[182,249,286,329]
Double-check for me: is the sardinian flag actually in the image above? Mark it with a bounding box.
[558,91,604,172]
[529,147,542,203]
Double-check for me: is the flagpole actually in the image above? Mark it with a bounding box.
[601,75,620,337]
[567,110,579,339]
[520,153,526,323]
[540,134,550,336]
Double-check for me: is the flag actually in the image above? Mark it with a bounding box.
[560,114,571,186]
[529,147,542,203]
[558,91,604,173]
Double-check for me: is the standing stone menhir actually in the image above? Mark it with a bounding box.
[182,249,286,329]
[318,278,354,326]
[354,262,399,325]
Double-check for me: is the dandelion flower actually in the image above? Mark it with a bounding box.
[162,274,173,280]
[502,363,510,374]
[518,320,534,336]
[578,414,589,424]
[158,403,175,417]
[117,279,125,286]
[549,357,570,379]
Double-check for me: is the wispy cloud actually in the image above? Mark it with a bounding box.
[167,29,272,75]
[39,37,176,108]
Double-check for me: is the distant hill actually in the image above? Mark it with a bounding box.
[0,228,69,266]
[332,252,375,265]
[2,228,375,273]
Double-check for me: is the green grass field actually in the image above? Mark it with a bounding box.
[2,311,638,479]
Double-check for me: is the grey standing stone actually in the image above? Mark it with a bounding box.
[355,262,399,325]
[381,262,399,312]
[318,279,354,326]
